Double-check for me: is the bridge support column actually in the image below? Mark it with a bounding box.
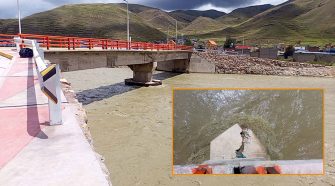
[125,62,162,86]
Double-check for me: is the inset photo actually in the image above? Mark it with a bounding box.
[173,89,324,175]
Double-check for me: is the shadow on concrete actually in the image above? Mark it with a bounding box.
[153,71,182,81]
[76,71,181,105]
[27,58,48,139]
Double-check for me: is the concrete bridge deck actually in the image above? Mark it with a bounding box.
[42,48,192,86]
[0,48,109,185]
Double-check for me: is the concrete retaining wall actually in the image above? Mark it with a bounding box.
[156,59,190,73]
[293,53,335,63]
[156,55,215,73]
[188,55,216,73]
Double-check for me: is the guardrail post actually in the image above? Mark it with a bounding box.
[14,38,63,125]
[67,38,70,50]
[36,42,44,60]
[48,64,62,125]
[14,37,21,52]
[72,38,75,50]
[46,36,50,50]
[89,39,92,49]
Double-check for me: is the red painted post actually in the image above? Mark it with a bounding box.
[43,37,46,48]
[18,34,23,49]
[46,36,50,50]
[72,38,75,50]
[89,39,91,49]
[67,38,70,50]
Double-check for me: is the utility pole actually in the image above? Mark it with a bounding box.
[124,0,130,49]
[167,26,169,43]
[242,36,244,55]
[175,20,178,44]
[17,0,22,34]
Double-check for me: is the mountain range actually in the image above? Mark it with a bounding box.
[0,0,334,45]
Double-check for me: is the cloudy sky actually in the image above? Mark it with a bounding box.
[0,0,287,19]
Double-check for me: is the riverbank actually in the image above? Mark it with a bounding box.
[63,68,335,186]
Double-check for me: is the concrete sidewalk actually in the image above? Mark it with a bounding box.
[0,49,110,186]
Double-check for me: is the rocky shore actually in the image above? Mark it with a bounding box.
[195,52,335,77]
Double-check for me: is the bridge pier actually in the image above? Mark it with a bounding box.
[125,62,162,86]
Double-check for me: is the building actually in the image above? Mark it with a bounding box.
[250,47,278,59]
[306,46,320,52]
[235,45,252,55]
[206,40,218,50]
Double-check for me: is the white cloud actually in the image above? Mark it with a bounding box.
[196,0,287,13]
[254,0,287,6]
[195,3,233,13]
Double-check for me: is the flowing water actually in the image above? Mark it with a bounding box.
[63,68,334,186]
[174,90,323,165]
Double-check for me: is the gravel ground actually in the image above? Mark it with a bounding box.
[195,52,335,77]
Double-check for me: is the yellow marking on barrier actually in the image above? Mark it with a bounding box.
[41,64,56,77]
[0,51,13,60]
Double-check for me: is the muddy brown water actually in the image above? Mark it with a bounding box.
[174,90,322,165]
[63,68,335,186]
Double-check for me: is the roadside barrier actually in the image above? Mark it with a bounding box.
[0,51,13,60]
[14,37,62,125]
[1,33,193,51]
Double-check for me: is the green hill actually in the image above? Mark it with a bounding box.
[117,3,156,13]
[197,0,335,45]
[168,10,226,23]
[181,17,223,35]
[0,1,334,45]
[0,4,166,41]
[138,9,187,34]
[216,4,274,27]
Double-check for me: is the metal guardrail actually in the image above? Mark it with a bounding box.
[14,37,62,125]
[175,159,323,174]
[1,34,193,51]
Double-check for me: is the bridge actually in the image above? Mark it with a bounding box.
[0,33,193,86]
[0,32,226,185]
[0,33,197,185]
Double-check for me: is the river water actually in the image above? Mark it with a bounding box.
[174,90,322,165]
[63,68,335,186]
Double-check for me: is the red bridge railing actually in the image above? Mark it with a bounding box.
[0,33,193,51]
